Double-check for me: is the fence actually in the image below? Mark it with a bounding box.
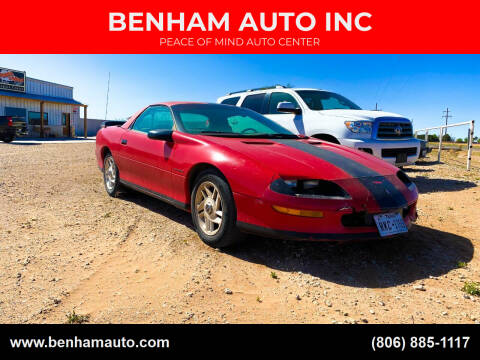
[414,120,475,170]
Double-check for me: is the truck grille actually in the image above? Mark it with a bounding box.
[377,120,413,139]
[381,147,417,158]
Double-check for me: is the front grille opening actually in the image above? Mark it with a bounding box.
[381,147,417,158]
[341,212,373,227]
[377,121,413,138]
[358,148,373,154]
[342,206,413,227]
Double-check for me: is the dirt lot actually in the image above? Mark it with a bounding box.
[0,142,479,324]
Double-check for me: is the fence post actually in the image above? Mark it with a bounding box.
[437,126,443,162]
[467,120,474,171]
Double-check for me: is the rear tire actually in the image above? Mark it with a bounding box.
[191,170,244,248]
[103,154,122,197]
[2,136,14,143]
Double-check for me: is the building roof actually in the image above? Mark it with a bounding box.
[27,77,74,90]
[0,90,84,106]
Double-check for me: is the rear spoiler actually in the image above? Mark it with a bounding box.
[101,120,126,128]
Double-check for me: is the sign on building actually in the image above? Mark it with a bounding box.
[0,67,26,93]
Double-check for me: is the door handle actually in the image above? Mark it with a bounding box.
[121,139,127,145]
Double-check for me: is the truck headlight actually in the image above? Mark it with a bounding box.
[344,121,372,134]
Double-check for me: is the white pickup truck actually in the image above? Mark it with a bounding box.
[217,86,421,166]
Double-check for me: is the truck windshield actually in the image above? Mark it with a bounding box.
[296,90,361,111]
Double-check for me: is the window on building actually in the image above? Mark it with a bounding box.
[132,106,174,133]
[240,93,266,114]
[220,97,240,106]
[267,92,300,114]
[5,107,27,122]
[62,113,69,126]
[28,111,49,125]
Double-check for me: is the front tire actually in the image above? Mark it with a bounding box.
[103,154,122,197]
[191,170,244,248]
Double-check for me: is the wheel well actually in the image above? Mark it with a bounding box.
[187,163,228,202]
[101,146,111,163]
[311,134,340,144]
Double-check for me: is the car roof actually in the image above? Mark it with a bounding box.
[221,88,328,97]
[121,101,249,129]
[151,101,207,107]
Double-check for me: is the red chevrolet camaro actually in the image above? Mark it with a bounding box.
[95,102,418,248]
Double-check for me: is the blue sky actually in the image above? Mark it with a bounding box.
[0,54,478,138]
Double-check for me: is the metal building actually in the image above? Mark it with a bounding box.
[0,67,88,138]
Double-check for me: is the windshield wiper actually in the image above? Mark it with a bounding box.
[241,133,299,139]
[200,131,235,134]
[199,131,242,137]
[199,131,299,139]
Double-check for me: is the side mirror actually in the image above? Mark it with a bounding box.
[277,102,302,115]
[148,129,173,142]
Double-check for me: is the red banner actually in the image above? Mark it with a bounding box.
[3,0,480,53]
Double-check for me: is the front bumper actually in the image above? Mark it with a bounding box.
[339,138,421,166]
[419,144,432,158]
[233,190,418,242]
[0,127,16,138]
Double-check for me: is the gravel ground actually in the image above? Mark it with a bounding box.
[0,142,479,324]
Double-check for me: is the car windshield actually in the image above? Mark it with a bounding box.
[296,90,361,110]
[171,103,298,138]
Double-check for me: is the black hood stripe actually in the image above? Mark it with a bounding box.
[274,139,407,210]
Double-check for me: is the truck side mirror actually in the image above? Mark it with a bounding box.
[277,102,302,115]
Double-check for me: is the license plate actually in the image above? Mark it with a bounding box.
[396,153,407,164]
[373,212,408,237]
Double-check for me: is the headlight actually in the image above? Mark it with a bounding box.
[397,171,416,190]
[344,121,372,134]
[271,179,350,199]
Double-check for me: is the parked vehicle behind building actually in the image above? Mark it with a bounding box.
[218,86,421,166]
[418,139,432,159]
[0,116,27,142]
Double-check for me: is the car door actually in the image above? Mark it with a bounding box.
[264,92,305,135]
[118,105,175,196]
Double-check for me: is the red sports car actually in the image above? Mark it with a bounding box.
[95,102,418,248]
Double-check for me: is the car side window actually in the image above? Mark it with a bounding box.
[241,93,266,114]
[132,106,174,133]
[221,97,240,106]
[268,92,300,114]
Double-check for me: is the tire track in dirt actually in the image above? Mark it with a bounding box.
[2,143,480,324]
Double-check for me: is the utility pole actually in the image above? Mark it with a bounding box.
[442,108,452,135]
[104,72,111,121]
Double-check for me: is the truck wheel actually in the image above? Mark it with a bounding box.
[2,136,14,143]
[191,170,244,248]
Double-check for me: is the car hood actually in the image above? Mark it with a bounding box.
[201,136,400,181]
[317,109,407,121]
[193,135,415,211]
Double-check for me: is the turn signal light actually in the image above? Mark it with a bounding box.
[272,205,324,218]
